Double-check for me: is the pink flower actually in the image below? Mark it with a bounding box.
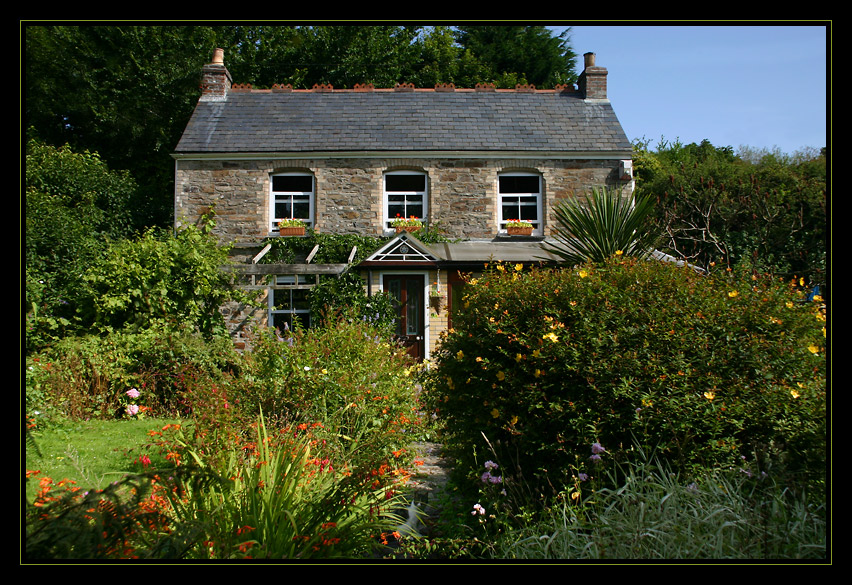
[126,388,140,399]
[126,404,139,417]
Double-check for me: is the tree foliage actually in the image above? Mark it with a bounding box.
[633,138,827,289]
[25,138,138,348]
[75,220,244,338]
[454,25,577,87]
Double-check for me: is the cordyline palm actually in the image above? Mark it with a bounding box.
[543,188,660,266]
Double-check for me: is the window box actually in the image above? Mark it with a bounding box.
[278,226,306,237]
[278,218,306,237]
[505,220,534,236]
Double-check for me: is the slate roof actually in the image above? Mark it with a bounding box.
[174,89,632,156]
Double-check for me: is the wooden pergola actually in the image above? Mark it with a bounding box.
[223,242,357,291]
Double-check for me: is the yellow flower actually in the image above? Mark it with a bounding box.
[812,295,823,302]
[534,369,542,378]
[808,345,819,355]
[786,301,794,309]
[515,353,523,362]
[543,332,559,343]
[728,291,739,298]
[615,250,623,256]
[457,350,464,360]
[496,371,505,381]
[579,270,588,278]
[704,390,716,400]
[515,263,523,272]
[790,389,800,399]
[510,415,519,426]
[491,408,500,418]
[532,349,541,358]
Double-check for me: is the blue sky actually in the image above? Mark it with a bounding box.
[549,24,828,155]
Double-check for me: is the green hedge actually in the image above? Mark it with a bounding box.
[424,256,826,497]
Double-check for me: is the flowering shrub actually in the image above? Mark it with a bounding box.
[424,256,826,498]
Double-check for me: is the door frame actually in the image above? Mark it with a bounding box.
[379,270,430,361]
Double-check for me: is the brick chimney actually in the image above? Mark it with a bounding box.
[200,48,232,102]
[578,52,608,100]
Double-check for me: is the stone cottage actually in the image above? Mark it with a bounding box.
[173,49,633,360]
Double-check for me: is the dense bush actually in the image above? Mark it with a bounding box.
[25,324,242,425]
[25,138,138,350]
[634,139,826,289]
[75,220,246,338]
[424,256,826,501]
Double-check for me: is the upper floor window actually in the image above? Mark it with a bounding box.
[498,172,542,235]
[270,172,314,232]
[384,171,427,231]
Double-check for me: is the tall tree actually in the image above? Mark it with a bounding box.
[25,25,221,227]
[454,26,577,87]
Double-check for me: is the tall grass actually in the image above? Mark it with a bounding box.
[162,412,406,559]
[491,456,826,560]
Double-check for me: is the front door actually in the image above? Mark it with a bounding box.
[384,274,425,361]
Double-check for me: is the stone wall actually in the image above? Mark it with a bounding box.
[175,156,630,244]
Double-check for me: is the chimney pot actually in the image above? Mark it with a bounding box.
[579,52,607,100]
[200,49,231,102]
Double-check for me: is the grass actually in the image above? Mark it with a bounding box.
[25,418,184,504]
[488,459,827,560]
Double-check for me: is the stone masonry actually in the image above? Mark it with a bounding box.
[175,157,627,244]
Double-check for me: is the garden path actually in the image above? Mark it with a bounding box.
[402,442,455,535]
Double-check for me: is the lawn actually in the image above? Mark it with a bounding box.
[25,418,184,504]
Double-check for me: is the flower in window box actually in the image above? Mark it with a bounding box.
[391,215,423,233]
[278,218,306,236]
[505,219,534,236]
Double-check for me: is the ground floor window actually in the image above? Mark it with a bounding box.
[269,276,312,332]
